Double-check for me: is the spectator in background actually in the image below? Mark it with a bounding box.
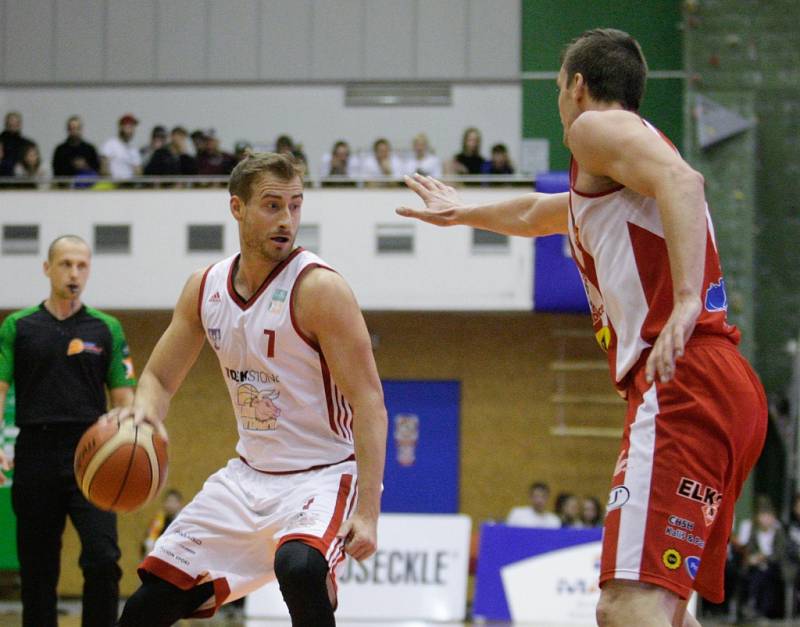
[0,111,34,168]
[449,126,484,175]
[482,143,515,175]
[13,143,50,188]
[52,115,100,178]
[100,113,142,180]
[322,140,357,178]
[140,125,168,170]
[404,133,442,178]
[739,497,787,619]
[507,481,561,528]
[141,489,183,557]
[581,496,603,527]
[360,138,403,180]
[275,134,307,164]
[234,140,253,163]
[190,129,207,157]
[144,126,198,177]
[555,492,584,528]
[196,129,236,176]
[0,143,14,177]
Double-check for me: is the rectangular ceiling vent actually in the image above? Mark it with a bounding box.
[346,83,451,107]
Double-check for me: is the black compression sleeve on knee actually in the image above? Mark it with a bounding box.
[117,573,215,627]
[274,540,335,627]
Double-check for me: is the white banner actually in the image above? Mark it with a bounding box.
[245,513,471,621]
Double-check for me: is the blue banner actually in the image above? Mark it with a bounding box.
[473,523,602,621]
[380,380,460,514]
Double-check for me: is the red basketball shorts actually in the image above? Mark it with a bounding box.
[599,336,767,602]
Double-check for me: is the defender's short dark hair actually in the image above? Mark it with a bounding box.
[228,152,304,203]
[562,28,648,112]
[529,481,550,494]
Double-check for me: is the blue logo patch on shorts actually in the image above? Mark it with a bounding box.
[686,555,701,580]
[704,278,727,312]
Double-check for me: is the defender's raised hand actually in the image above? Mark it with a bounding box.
[396,173,468,226]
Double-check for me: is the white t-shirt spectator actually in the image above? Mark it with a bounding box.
[506,506,561,528]
[101,136,142,180]
[404,154,443,178]
[359,153,404,178]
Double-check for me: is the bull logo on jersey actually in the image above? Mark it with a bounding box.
[236,383,281,431]
[704,278,728,313]
[581,277,611,351]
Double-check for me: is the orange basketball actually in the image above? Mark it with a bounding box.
[74,417,168,513]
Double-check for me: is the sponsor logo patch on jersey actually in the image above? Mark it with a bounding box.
[67,338,104,356]
[704,278,728,312]
[208,328,221,350]
[607,485,630,512]
[268,288,288,313]
[685,556,700,580]
[676,477,722,526]
[662,548,682,570]
[209,291,222,304]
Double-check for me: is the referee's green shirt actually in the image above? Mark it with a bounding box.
[0,304,136,426]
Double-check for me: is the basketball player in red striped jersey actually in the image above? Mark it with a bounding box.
[108,153,387,626]
[398,29,766,627]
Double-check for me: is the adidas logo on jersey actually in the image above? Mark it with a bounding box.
[209,291,221,303]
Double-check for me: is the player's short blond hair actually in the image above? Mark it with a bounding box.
[228,152,304,203]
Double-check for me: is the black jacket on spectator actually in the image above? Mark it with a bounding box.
[52,140,100,176]
[0,130,33,166]
[144,147,198,176]
[455,152,485,175]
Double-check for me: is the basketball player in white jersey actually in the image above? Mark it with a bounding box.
[110,153,387,626]
[398,29,766,627]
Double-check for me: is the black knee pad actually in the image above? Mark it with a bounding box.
[274,541,335,627]
[117,574,214,627]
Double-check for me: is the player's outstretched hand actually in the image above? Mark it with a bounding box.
[645,295,702,384]
[0,449,13,486]
[396,173,467,227]
[336,513,377,562]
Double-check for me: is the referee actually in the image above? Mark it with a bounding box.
[0,235,136,627]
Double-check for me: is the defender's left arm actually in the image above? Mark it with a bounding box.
[294,268,388,561]
[569,110,707,383]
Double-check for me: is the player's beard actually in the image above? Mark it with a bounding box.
[246,230,295,265]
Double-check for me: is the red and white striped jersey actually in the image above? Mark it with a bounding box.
[198,248,354,472]
[566,119,740,390]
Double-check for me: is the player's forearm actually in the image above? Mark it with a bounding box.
[0,381,7,418]
[657,167,707,302]
[351,402,388,520]
[460,193,550,236]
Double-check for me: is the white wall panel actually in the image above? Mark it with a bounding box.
[107,0,157,82]
[364,0,415,79]
[208,0,258,80]
[4,0,55,82]
[54,0,105,81]
[468,0,520,79]
[156,0,207,81]
[259,0,312,80]
[0,188,533,311]
[417,0,467,79]
[310,0,364,80]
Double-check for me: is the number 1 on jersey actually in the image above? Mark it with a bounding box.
[264,329,276,358]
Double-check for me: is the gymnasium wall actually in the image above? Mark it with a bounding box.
[29,309,619,596]
[681,0,800,397]
[521,0,684,170]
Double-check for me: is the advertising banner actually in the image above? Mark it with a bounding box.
[473,524,602,624]
[381,380,460,514]
[245,513,471,621]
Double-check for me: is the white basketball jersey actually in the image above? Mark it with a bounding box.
[199,248,355,472]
